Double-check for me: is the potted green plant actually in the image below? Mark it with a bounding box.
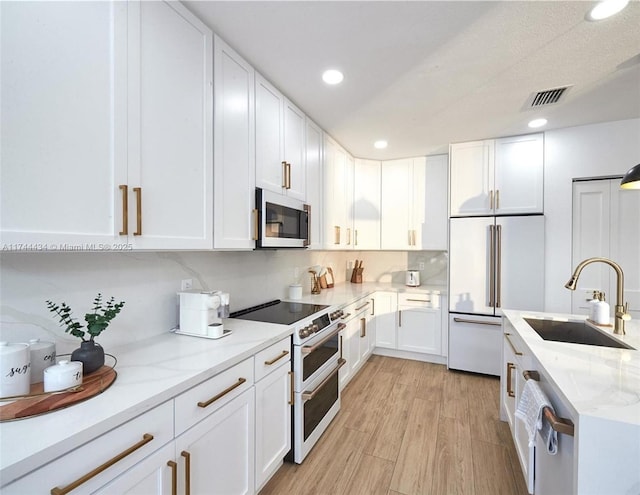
[46,293,125,374]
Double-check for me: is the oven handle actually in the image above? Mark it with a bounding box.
[301,323,346,354]
[302,358,346,402]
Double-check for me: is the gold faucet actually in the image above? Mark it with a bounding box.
[565,257,631,335]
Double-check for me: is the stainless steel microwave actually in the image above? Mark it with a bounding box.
[255,188,310,249]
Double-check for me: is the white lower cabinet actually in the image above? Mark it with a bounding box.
[373,291,398,349]
[397,294,441,355]
[339,297,374,390]
[175,388,255,495]
[254,340,292,492]
[374,291,445,362]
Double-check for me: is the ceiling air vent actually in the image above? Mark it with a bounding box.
[529,86,572,107]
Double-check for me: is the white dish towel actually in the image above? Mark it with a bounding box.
[515,378,558,455]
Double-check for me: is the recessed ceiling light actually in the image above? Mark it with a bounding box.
[588,0,629,20]
[528,118,548,129]
[374,140,388,149]
[322,69,344,85]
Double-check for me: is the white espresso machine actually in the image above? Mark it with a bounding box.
[175,290,230,339]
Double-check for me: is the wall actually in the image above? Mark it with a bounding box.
[0,249,445,353]
[543,118,640,313]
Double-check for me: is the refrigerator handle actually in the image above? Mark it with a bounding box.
[496,224,502,308]
[489,224,495,308]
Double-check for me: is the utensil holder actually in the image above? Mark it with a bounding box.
[350,267,363,284]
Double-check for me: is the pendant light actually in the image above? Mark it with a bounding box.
[620,164,640,189]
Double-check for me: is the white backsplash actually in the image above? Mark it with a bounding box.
[0,250,446,352]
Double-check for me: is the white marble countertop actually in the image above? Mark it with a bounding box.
[0,318,292,485]
[502,309,640,426]
[0,281,432,485]
[288,281,447,307]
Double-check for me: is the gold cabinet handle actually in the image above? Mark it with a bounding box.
[50,434,154,495]
[399,310,402,327]
[504,333,523,356]
[523,371,574,436]
[287,162,292,189]
[119,184,128,235]
[252,209,258,241]
[347,228,351,245]
[264,350,289,365]
[360,317,366,338]
[282,161,288,188]
[506,362,516,397]
[302,358,346,401]
[181,451,191,495]
[334,226,340,245]
[354,229,358,246]
[167,460,177,495]
[412,230,417,246]
[496,189,500,210]
[407,230,412,246]
[339,335,343,359]
[288,371,294,405]
[197,378,247,408]
[406,298,431,303]
[355,301,370,311]
[133,187,142,236]
[371,298,375,316]
[489,189,494,210]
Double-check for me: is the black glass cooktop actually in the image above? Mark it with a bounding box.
[230,299,329,325]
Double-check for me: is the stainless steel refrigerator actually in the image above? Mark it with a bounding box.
[448,215,545,375]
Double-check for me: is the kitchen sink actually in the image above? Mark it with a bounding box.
[523,318,635,350]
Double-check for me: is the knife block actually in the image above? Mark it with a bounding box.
[350,267,363,284]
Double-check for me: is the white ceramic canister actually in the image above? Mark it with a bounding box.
[289,284,302,300]
[0,342,31,398]
[44,360,83,392]
[29,338,56,384]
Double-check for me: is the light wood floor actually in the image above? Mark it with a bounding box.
[260,355,529,495]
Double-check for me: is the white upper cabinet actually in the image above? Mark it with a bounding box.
[0,1,213,250]
[323,136,353,249]
[127,1,213,249]
[213,35,255,249]
[450,133,543,217]
[255,74,306,201]
[305,118,324,249]
[353,159,381,250]
[381,159,412,250]
[1,1,126,248]
[381,157,438,250]
[494,134,544,215]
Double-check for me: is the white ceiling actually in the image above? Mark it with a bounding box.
[184,1,640,160]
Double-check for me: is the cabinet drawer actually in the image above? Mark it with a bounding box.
[255,336,291,382]
[175,357,254,435]
[3,401,174,494]
[341,296,372,322]
[398,292,440,308]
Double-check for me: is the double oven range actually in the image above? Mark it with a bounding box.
[230,300,345,463]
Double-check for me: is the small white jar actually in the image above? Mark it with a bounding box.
[44,360,83,392]
[29,338,56,384]
[289,284,302,300]
[0,342,31,398]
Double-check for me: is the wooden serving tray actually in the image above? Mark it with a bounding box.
[0,365,117,421]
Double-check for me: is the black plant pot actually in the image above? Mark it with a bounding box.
[71,340,105,374]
